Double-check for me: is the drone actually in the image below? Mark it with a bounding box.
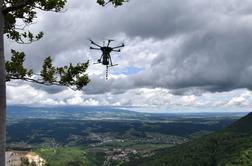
[89,39,125,79]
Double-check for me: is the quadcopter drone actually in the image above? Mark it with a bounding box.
[89,39,125,79]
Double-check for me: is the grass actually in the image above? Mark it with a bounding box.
[36,147,88,166]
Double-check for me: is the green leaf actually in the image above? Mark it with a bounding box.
[40,56,56,83]
[5,50,32,80]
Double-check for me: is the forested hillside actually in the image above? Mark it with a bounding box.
[125,112,252,166]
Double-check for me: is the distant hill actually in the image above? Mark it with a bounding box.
[7,105,247,122]
[6,105,142,120]
[226,112,252,134]
[124,112,252,166]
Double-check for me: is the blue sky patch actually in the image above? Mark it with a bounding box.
[112,67,144,75]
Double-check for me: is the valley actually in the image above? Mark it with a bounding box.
[6,106,248,166]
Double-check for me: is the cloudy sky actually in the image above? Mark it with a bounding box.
[4,0,252,112]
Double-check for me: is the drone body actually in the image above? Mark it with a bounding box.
[89,39,124,79]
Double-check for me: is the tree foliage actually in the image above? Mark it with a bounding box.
[2,0,127,44]
[96,0,128,7]
[2,0,66,44]
[5,49,33,81]
[5,50,90,90]
[21,157,30,166]
[2,0,127,89]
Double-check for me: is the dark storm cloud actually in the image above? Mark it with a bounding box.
[31,84,67,94]
[5,0,252,95]
[129,23,252,93]
[5,0,208,64]
[84,19,252,95]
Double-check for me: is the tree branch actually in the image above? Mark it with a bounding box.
[34,5,67,13]
[2,0,32,15]
[8,76,78,91]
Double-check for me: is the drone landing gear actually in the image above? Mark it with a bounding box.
[106,66,109,80]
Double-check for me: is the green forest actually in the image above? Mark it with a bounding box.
[124,113,252,166]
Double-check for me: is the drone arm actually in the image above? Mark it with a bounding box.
[112,44,124,49]
[112,49,121,52]
[90,47,101,50]
[90,41,102,48]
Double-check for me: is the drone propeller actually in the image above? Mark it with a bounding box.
[107,39,114,47]
[107,39,114,42]
[112,43,125,49]
[88,38,95,44]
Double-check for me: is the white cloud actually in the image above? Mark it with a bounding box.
[6,81,100,106]
[225,90,252,107]
[7,80,252,111]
